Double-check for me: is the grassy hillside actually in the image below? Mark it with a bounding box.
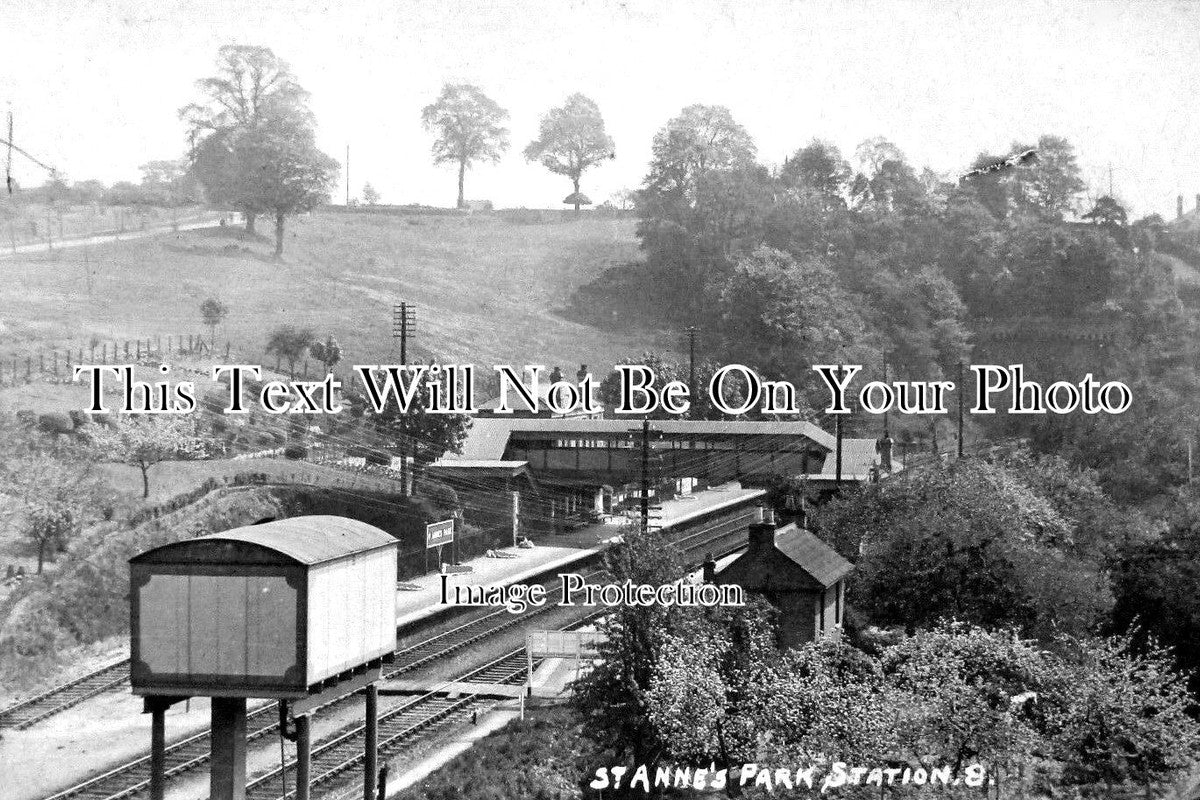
[0,209,663,376]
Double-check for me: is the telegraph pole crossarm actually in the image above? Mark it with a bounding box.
[392,302,417,364]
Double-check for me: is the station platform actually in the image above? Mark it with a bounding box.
[394,482,764,629]
[394,540,607,628]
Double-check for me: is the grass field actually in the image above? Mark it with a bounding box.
[0,209,664,379]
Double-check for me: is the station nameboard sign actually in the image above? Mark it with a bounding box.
[426,519,454,549]
[526,630,604,659]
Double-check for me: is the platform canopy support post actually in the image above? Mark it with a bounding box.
[364,683,378,800]
[211,697,248,800]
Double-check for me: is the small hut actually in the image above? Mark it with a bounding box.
[563,191,592,212]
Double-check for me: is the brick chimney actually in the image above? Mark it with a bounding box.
[702,552,717,583]
[748,507,777,549]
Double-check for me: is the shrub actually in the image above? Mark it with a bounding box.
[37,412,75,434]
[68,410,92,428]
[0,594,71,659]
[284,444,308,460]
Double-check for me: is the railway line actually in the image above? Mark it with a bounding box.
[32,515,751,800]
[244,649,542,800]
[0,659,130,730]
[6,506,748,733]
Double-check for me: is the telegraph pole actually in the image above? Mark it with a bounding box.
[627,419,662,532]
[834,364,845,487]
[392,302,417,496]
[641,417,650,530]
[957,361,965,459]
[882,363,890,439]
[682,326,699,400]
[5,105,12,195]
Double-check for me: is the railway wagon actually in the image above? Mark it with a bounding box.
[129,515,398,699]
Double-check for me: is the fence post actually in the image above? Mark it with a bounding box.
[167,336,172,354]
[157,335,161,354]
[188,334,193,351]
[39,352,44,373]
[136,340,141,360]
[25,357,31,380]
[124,341,130,359]
[53,350,58,375]
[225,342,230,359]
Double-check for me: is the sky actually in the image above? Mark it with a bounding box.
[1,0,1198,219]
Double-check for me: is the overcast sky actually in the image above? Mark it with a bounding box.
[2,0,1198,218]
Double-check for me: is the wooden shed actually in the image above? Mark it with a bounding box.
[130,516,398,699]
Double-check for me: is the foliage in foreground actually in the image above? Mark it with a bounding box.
[573,526,1200,800]
[395,706,596,800]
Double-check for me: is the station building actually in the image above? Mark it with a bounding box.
[706,509,853,649]
[428,417,889,537]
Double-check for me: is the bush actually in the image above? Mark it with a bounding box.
[68,410,92,428]
[37,412,75,434]
[0,595,71,659]
[284,444,308,460]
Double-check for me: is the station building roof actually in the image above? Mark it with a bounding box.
[447,418,838,461]
[716,522,852,591]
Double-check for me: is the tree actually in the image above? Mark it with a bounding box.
[361,182,381,206]
[1044,634,1200,797]
[572,523,690,765]
[87,416,205,499]
[1014,134,1085,218]
[523,93,615,212]
[643,104,756,204]
[420,84,509,209]
[232,118,338,256]
[0,453,105,573]
[1083,194,1129,233]
[265,324,314,375]
[308,335,342,373]
[716,246,880,395]
[781,139,851,208]
[816,459,1113,639]
[181,45,313,234]
[199,297,229,346]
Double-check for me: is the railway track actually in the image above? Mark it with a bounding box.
[244,649,539,800]
[35,521,747,800]
[8,512,744,734]
[0,659,130,730]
